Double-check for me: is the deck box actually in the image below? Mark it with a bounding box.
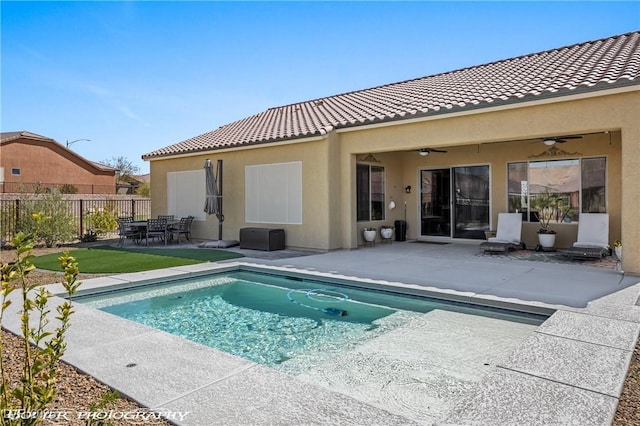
[239,228,285,251]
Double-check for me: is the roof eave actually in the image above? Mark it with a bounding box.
[142,132,329,161]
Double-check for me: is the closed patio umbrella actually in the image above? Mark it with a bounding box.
[204,159,224,241]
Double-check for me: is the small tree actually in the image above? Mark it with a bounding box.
[134,182,150,197]
[17,192,75,247]
[0,213,81,425]
[531,191,572,234]
[101,156,140,182]
[83,206,118,241]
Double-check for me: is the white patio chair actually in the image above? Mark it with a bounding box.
[479,213,524,253]
[562,213,610,259]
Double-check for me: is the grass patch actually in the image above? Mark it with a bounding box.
[32,247,243,274]
[92,245,244,262]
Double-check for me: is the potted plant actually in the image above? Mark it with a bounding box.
[532,191,562,249]
[380,225,394,240]
[614,240,622,260]
[362,227,377,242]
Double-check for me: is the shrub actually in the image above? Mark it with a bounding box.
[0,202,16,242]
[134,182,150,197]
[84,206,118,237]
[16,192,76,247]
[0,213,81,425]
[60,184,78,194]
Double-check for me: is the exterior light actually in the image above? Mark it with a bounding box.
[66,138,91,148]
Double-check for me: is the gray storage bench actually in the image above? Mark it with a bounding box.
[239,228,285,251]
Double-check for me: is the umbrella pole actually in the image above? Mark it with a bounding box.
[217,160,223,242]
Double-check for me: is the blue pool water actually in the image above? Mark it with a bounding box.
[77,270,546,373]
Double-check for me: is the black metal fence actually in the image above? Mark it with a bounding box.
[0,197,151,241]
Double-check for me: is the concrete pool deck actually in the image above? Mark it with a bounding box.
[3,241,640,425]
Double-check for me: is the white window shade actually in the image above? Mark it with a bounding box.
[167,170,206,220]
[245,161,302,224]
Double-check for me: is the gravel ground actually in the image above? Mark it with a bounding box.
[614,339,640,426]
[1,245,171,425]
[1,245,639,425]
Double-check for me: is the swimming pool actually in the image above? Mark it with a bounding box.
[76,268,547,375]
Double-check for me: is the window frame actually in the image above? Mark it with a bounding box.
[356,163,385,222]
[506,156,607,223]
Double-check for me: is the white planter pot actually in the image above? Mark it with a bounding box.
[615,246,622,260]
[363,230,376,242]
[380,228,393,239]
[538,233,556,248]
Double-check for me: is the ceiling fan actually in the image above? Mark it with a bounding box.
[540,135,583,146]
[418,148,448,156]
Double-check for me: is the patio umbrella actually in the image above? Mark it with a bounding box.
[204,159,224,241]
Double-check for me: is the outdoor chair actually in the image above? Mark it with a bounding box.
[117,217,140,247]
[479,213,524,253]
[168,216,194,244]
[561,213,610,259]
[145,218,168,246]
[157,215,175,221]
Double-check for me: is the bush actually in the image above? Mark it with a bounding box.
[60,184,78,194]
[0,213,81,425]
[134,182,150,197]
[16,192,76,247]
[80,231,99,243]
[0,202,16,242]
[84,206,118,237]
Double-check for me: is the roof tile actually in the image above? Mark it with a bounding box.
[144,31,640,159]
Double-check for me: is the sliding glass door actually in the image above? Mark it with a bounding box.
[420,169,451,237]
[420,166,489,240]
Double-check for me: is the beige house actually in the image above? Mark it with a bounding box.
[143,31,640,274]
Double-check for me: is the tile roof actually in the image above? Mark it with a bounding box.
[1,131,117,172]
[144,31,640,160]
[0,131,54,143]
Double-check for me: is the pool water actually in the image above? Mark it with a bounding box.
[77,270,546,373]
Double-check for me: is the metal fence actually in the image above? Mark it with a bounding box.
[0,197,151,241]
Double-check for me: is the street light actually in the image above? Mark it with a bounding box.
[66,138,91,148]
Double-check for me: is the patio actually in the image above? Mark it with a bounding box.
[4,240,639,425]
[232,241,631,308]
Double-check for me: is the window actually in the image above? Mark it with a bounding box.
[581,157,607,213]
[507,157,606,223]
[11,168,20,176]
[167,170,206,221]
[357,164,385,221]
[245,161,302,224]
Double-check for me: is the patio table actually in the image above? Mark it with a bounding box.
[130,219,180,245]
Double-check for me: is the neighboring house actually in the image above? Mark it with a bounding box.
[116,173,150,195]
[143,31,640,274]
[0,131,117,194]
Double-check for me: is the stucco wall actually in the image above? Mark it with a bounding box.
[337,90,638,272]
[149,88,639,273]
[150,138,333,250]
[1,139,115,193]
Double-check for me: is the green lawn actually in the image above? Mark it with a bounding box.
[32,246,244,274]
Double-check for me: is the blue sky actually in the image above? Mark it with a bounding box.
[2,1,639,174]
